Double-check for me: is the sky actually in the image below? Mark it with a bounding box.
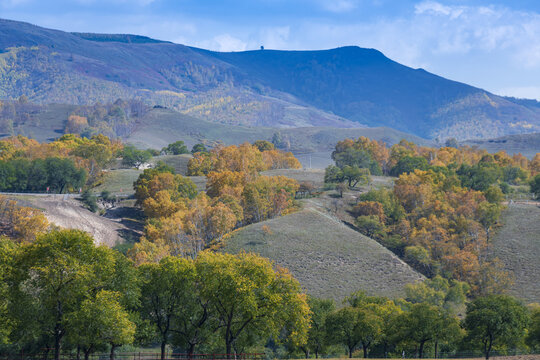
[1,0,540,100]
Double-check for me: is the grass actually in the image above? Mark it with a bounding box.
[151,154,193,175]
[222,209,424,301]
[491,203,540,304]
[92,169,142,195]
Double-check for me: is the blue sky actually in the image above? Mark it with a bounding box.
[1,0,540,99]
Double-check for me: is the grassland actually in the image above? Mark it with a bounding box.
[491,203,540,304]
[222,209,424,301]
[463,132,540,158]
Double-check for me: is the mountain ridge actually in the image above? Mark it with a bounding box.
[2,18,540,140]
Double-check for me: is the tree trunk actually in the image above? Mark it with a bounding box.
[84,348,92,360]
[187,343,196,358]
[76,345,81,360]
[363,344,368,358]
[348,346,354,358]
[418,341,425,359]
[160,340,167,360]
[110,344,118,360]
[54,331,61,360]
[315,349,319,359]
[226,340,232,359]
[434,340,438,359]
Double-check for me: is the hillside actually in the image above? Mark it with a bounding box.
[462,132,540,158]
[125,108,431,152]
[222,209,424,301]
[492,203,540,304]
[2,19,540,139]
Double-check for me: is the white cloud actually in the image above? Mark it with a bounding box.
[201,34,247,52]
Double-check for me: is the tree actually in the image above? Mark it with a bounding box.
[341,165,370,187]
[45,157,87,193]
[300,297,335,358]
[122,144,152,168]
[390,156,429,177]
[191,143,208,154]
[196,252,310,356]
[162,141,189,155]
[8,230,118,360]
[464,295,529,360]
[253,140,275,152]
[0,237,17,345]
[68,290,135,360]
[476,202,501,243]
[394,303,448,358]
[139,257,203,360]
[325,307,363,358]
[355,215,385,239]
[530,174,540,199]
[527,305,540,351]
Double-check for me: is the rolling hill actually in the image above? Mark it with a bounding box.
[2,18,540,140]
[221,209,424,301]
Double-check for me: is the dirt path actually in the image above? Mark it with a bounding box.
[13,196,136,246]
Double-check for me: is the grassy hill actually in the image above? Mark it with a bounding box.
[491,203,540,304]
[222,209,424,301]
[462,132,540,158]
[2,18,540,140]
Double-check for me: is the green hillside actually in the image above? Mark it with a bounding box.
[222,209,424,301]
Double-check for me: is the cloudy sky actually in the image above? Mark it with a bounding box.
[1,0,540,99]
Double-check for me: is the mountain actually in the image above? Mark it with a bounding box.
[1,18,540,140]
[462,132,540,158]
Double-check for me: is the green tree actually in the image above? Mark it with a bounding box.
[45,157,87,193]
[138,257,201,360]
[325,307,363,358]
[0,237,17,345]
[394,303,447,358]
[476,202,501,243]
[300,297,335,358]
[390,156,429,177]
[67,290,135,360]
[341,165,370,188]
[8,230,118,360]
[355,215,385,239]
[527,305,540,351]
[196,252,310,356]
[162,141,189,155]
[191,143,208,154]
[464,295,529,360]
[122,144,152,168]
[530,174,540,200]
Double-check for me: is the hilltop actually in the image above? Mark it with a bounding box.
[2,18,540,140]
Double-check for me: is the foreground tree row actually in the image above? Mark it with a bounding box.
[0,230,310,360]
[1,230,540,360]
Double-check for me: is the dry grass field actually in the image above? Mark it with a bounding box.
[492,203,540,304]
[222,208,424,301]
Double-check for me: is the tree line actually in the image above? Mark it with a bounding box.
[1,230,539,360]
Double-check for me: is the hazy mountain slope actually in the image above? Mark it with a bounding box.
[462,132,540,158]
[2,18,540,139]
[125,107,431,152]
[222,209,424,301]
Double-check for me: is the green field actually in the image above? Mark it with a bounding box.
[492,203,540,304]
[222,209,424,301]
[151,154,192,175]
